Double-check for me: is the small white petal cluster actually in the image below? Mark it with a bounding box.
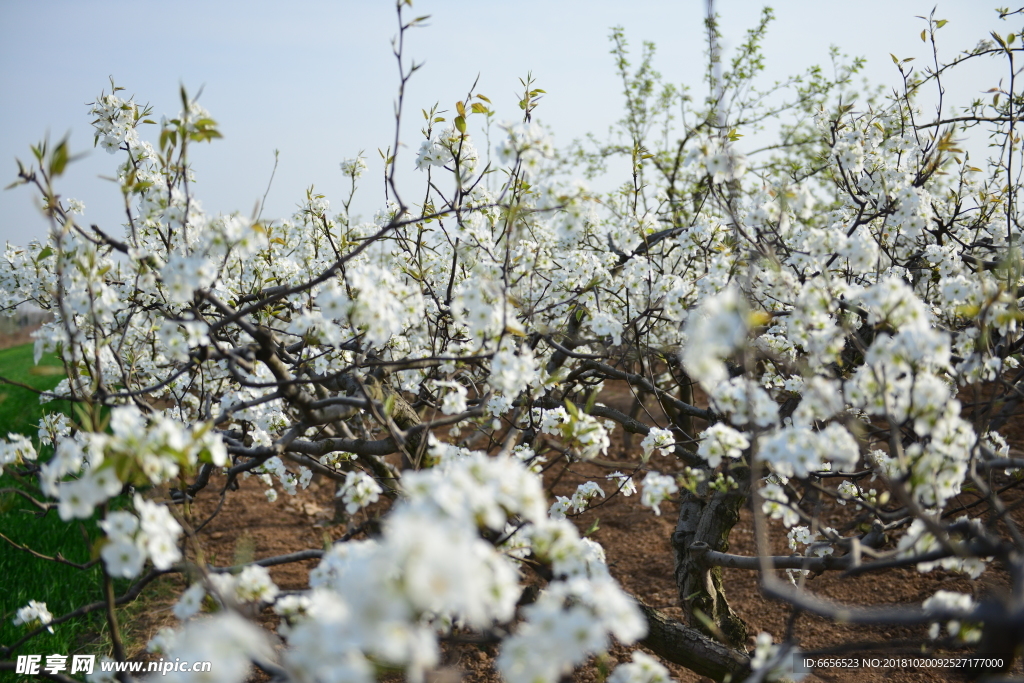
[549,480,605,519]
[696,424,750,468]
[608,651,674,683]
[758,422,860,479]
[434,379,468,415]
[340,155,368,178]
[336,470,383,514]
[12,600,54,633]
[497,576,646,683]
[533,405,611,461]
[681,286,748,389]
[173,582,207,621]
[760,483,799,528]
[640,471,678,516]
[245,454,312,499]
[896,517,989,578]
[923,591,981,643]
[607,471,637,496]
[490,340,540,398]
[317,264,424,346]
[89,91,141,153]
[709,378,780,428]
[785,525,836,581]
[159,613,275,683]
[640,427,675,461]
[100,495,183,578]
[686,138,748,183]
[0,432,36,475]
[497,121,555,172]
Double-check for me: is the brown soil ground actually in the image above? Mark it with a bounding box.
[114,379,1024,683]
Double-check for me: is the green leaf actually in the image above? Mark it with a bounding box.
[36,246,53,262]
[935,19,947,28]
[454,116,466,133]
[48,140,69,177]
[564,399,580,419]
[921,29,927,42]
[470,102,489,115]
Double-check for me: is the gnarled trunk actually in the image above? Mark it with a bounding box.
[671,469,750,648]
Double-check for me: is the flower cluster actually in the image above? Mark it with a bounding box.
[640,472,678,516]
[336,470,383,514]
[99,495,183,578]
[12,600,53,633]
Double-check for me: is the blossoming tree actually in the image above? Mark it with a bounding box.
[3,2,1024,682]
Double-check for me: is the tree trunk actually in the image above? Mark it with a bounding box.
[637,601,750,682]
[672,468,750,648]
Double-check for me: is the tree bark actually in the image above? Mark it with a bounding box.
[672,468,750,648]
[637,600,751,682]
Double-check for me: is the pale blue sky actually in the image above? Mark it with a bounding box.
[0,1,1012,246]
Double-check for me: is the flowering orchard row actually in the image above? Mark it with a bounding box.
[2,2,1024,682]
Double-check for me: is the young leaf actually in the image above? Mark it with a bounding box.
[564,399,580,419]
[48,140,69,177]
